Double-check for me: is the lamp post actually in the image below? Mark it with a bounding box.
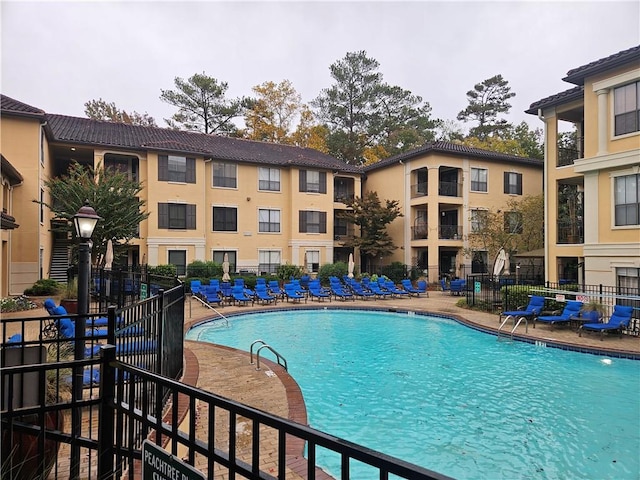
[71,201,101,479]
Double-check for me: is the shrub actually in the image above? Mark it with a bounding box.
[380,262,407,283]
[147,264,177,277]
[276,263,304,282]
[186,260,222,279]
[317,262,348,285]
[24,279,61,296]
[0,295,39,312]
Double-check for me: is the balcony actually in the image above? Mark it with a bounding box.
[557,136,584,167]
[334,191,355,203]
[439,225,462,240]
[557,221,584,244]
[439,181,462,197]
[410,182,428,198]
[411,225,428,240]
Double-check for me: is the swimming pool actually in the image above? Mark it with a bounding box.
[186,309,640,479]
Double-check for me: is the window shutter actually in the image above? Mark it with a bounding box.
[158,155,168,181]
[319,211,327,233]
[503,172,509,194]
[299,170,307,192]
[319,172,327,194]
[186,204,196,229]
[516,174,522,195]
[186,158,196,183]
[158,203,168,228]
[230,208,238,231]
[299,211,307,232]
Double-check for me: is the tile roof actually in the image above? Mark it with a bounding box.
[0,94,46,118]
[563,45,640,85]
[44,113,363,174]
[525,86,583,115]
[363,141,543,172]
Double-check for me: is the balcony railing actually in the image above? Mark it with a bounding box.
[557,221,584,244]
[438,181,462,197]
[557,137,584,167]
[439,225,462,239]
[410,182,428,198]
[334,191,355,203]
[411,225,428,240]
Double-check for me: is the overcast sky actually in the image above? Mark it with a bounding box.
[2,1,639,134]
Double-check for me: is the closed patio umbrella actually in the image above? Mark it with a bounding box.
[348,252,355,278]
[222,253,231,282]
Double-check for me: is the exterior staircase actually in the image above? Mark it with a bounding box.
[49,240,70,283]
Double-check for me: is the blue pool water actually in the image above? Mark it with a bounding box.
[186,309,640,479]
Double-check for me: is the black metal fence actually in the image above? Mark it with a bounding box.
[2,283,451,480]
[0,285,185,479]
[463,274,640,334]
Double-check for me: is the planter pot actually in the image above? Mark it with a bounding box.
[1,411,63,479]
[60,299,78,314]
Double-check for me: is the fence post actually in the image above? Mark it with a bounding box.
[157,290,165,377]
[98,344,116,479]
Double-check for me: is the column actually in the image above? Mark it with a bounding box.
[596,89,608,156]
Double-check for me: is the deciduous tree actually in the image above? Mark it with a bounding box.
[36,162,149,264]
[338,191,403,270]
[160,72,249,135]
[84,98,157,126]
[457,74,515,140]
[243,80,301,143]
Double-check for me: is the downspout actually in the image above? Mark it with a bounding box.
[537,109,549,283]
[203,157,213,262]
[39,120,47,282]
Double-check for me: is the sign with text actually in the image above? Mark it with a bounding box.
[142,440,204,480]
[474,281,481,293]
[140,283,148,300]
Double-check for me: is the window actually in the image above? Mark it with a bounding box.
[617,267,640,320]
[259,250,280,274]
[258,209,280,233]
[213,207,237,232]
[299,211,327,233]
[158,155,196,183]
[615,174,639,226]
[504,172,522,195]
[158,203,196,229]
[305,250,320,273]
[470,209,488,232]
[504,211,523,234]
[334,216,349,236]
[213,251,237,272]
[168,250,186,276]
[213,161,237,188]
[471,168,488,192]
[614,81,640,136]
[299,170,327,193]
[471,251,488,274]
[258,167,280,191]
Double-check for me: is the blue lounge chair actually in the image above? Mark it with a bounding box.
[367,282,392,299]
[219,282,233,303]
[535,301,583,329]
[190,280,202,295]
[268,280,285,299]
[401,279,421,296]
[284,283,306,303]
[384,281,410,298]
[579,305,634,340]
[499,295,545,324]
[440,279,451,294]
[308,280,331,302]
[201,285,223,305]
[231,285,253,306]
[416,280,428,296]
[449,279,466,295]
[254,284,276,305]
[346,280,376,300]
[330,282,354,301]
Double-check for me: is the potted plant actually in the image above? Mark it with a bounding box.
[59,278,78,314]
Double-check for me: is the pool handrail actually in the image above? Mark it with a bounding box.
[250,339,288,371]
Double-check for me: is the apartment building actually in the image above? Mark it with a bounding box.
[1,93,545,295]
[364,142,544,284]
[526,45,640,289]
[0,94,362,295]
